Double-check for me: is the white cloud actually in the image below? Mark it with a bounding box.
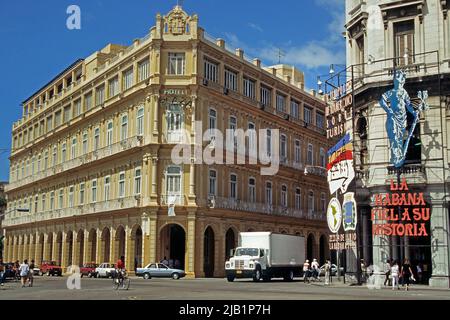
[248,22,263,33]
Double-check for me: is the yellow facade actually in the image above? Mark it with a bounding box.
[4,6,329,277]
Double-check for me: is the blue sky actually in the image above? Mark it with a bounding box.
[0,0,345,181]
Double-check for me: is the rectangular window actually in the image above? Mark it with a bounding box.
[230,174,237,199]
[265,182,272,206]
[137,107,144,136]
[394,20,415,66]
[123,68,134,91]
[58,189,64,209]
[248,178,256,203]
[104,176,111,201]
[243,77,256,99]
[208,170,217,196]
[95,85,105,106]
[64,105,71,122]
[61,143,67,163]
[108,76,119,97]
[168,53,185,75]
[44,151,48,170]
[54,110,62,127]
[74,99,82,118]
[295,189,301,210]
[107,121,113,146]
[280,135,287,161]
[166,166,182,195]
[94,127,100,150]
[204,59,218,82]
[82,132,88,154]
[281,186,288,207]
[307,144,314,166]
[79,183,85,205]
[316,112,324,129]
[52,146,57,166]
[118,172,126,198]
[304,106,312,124]
[276,93,286,113]
[71,137,77,159]
[84,92,92,110]
[295,140,301,164]
[68,186,74,208]
[138,59,150,82]
[41,194,46,212]
[91,179,97,203]
[291,100,299,119]
[134,168,142,195]
[224,68,238,91]
[261,86,272,107]
[121,115,128,140]
[320,148,326,168]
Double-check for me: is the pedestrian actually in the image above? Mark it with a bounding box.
[302,259,310,283]
[174,259,181,269]
[416,263,423,284]
[384,259,392,286]
[19,259,30,288]
[0,258,5,287]
[311,259,320,280]
[324,260,331,285]
[28,259,35,287]
[360,259,367,282]
[168,258,174,268]
[400,259,414,291]
[161,256,169,266]
[391,260,400,290]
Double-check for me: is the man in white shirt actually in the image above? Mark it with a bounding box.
[19,259,30,288]
[311,259,320,279]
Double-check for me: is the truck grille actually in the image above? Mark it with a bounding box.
[236,260,245,269]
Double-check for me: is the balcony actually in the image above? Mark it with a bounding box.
[198,196,325,221]
[2,197,139,227]
[6,136,143,192]
[160,194,184,206]
[386,164,426,184]
[304,165,327,178]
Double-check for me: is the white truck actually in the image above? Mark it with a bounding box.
[225,232,305,282]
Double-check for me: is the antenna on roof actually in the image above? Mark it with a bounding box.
[276,48,285,64]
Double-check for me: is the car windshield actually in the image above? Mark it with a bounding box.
[234,248,259,257]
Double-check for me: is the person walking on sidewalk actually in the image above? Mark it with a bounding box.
[0,258,5,287]
[28,260,35,287]
[19,259,30,288]
[400,259,414,291]
[391,260,400,290]
[384,259,392,287]
[303,260,310,283]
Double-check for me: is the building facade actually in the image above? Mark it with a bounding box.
[345,0,450,287]
[3,6,329,277]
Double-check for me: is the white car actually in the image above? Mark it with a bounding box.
[95,263,116,278]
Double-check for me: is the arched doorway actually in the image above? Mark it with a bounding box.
[319,235,327,265]
[160,224,185,269]
[66,231,73,266]
[203,227,215,277]
[115,226,126,262]
[101,228,111,263]
[225,228,236,260]
[56,232,63,265]
[37,234,44,263]
[88,229,97,263]
[134,226,143,269]
[77,230,85,266]
[47,233,53,261]
[307,234,315,261]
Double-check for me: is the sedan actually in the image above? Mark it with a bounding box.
[136,263,186,280]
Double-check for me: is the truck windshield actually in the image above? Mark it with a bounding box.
[235,248,259,257]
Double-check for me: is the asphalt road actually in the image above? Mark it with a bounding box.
[0,276,449,300]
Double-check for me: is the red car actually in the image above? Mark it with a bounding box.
[80,263,98,278]
[39,261,62,276]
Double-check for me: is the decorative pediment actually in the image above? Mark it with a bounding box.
[346,12,369,40]
[380,0,425,29]
[163,5,191,35]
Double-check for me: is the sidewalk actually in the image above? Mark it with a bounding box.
[308,279,450,291]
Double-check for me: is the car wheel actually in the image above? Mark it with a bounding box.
[46,271,51,277]
[172,273,180,280]
[106,272,111,279]
[227,275,235,282]
[39,271,43,277]
[143,273,151,280]
[96,273,100,278]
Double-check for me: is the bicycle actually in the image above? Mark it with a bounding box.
[112,269,130,290]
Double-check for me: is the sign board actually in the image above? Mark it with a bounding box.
[343,192,358,231]
[327,198,342,234]
[327,132,355,194]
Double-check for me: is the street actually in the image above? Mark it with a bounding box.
[0,276,449,300]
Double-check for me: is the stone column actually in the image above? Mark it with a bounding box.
[71,231,78,267]
[148,212,158,264]
[152,94,159,139]
[83,231,89,265]
[189,159,195,204]
[371,203,391,283]
[429,197,450,288]
[110,227,116,263]
[96,229,102,264]
[43,233,50,261]
[125,226,133,271]
[186,212,197,278]
[61,232,69,271]
[151,157,158,199]
[51,232,58,261]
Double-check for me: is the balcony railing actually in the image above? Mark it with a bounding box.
[3,197,138,227]
[6,136,143,192]
[304,165,327,178]
[197,196,325,220]
[160,194,184,206]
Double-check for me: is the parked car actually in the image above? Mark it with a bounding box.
[3,263,20,280]
[136,263,186,280]
[39,261,62,276]
[95,263,116,278]
[80,263,98,278]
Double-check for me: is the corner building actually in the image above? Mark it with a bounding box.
[3,6,329,277]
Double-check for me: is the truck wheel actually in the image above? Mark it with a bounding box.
[253,267,262,282]
[227,275,235,282]
[284,270,294,282]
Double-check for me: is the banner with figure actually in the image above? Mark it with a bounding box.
[327,132,355,194]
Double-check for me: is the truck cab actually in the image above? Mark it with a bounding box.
[225,247,268,282]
